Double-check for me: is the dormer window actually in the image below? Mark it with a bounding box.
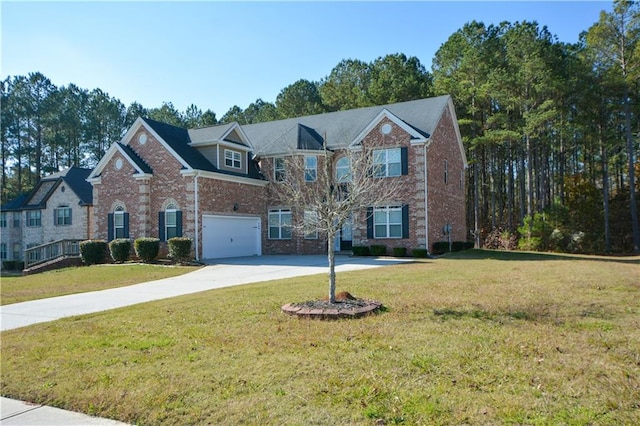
[224,149,242,169]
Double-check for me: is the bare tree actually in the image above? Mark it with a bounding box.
[267,140,404,303]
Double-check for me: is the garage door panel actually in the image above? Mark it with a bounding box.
[202,215,261,259]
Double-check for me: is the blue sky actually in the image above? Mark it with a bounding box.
[2,1,611,118]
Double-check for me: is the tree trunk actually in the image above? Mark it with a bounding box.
[623,85,639,253]
[327,233,336,303]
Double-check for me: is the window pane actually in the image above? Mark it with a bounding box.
[374,210,387,224]
[281,226,292,239]
[387,148,401,162]
[269,226,279,239]
[389,210,402,224]
[389,225,402,238]
[388,162,401,177]
[166,211,176,226]
[375,225,387,238]
[114,213,124,227]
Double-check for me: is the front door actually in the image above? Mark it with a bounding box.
[340,216,353,250]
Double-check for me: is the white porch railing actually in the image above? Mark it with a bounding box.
[24,239,83,269]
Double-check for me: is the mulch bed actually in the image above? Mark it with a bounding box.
[281,291,384,320]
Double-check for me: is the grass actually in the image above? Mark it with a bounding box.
[0,264,201,305]
[1,250,638,424]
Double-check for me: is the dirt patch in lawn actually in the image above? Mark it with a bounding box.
[281,291,384,319]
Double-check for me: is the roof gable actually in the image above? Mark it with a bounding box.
[349,108,429,147]
[88,142,153,182]
[19,167,93,208]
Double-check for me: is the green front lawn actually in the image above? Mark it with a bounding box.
[0,264,201,305]
[1,250,638,424]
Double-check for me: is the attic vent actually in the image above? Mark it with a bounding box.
[381,123,392,135]
[138,133,148,145]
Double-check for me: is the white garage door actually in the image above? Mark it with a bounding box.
[202,215,261,259]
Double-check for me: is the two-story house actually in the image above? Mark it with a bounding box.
[0,167,94,268]
[88,95,468,260]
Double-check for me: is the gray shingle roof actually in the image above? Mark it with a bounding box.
[241,95,450,156]
[135,96,452,178]
[19,167,93,209]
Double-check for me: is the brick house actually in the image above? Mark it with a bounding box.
[88,95,467,260]
[0,167,94,267]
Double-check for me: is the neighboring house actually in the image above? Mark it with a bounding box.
[0,167,94,267]
[88,95,467,260]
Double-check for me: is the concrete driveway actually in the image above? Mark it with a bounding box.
[1,255,410,332]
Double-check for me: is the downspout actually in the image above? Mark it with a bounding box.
[194,172,200,261]
[424,142,430,252]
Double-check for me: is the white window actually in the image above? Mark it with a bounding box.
[304,210,319,239]
[0,243,7,260]
[224,150,242,169]
[165,204,178,240]
[26,210,41,227]
[304,156,317,182]
[13,243,21,260]
[0,212,6,228]
[373,148,401,178]
[374,206,403,238]
[274,157,286,181]
[13,212,20,227]
[268,209,292,239]
[114,206,126,239]
[55,206,72,226]
[336,157,351,182]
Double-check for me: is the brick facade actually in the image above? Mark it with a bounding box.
[90,96,467,259]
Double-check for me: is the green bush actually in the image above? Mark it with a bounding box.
[2,260,24,271]
[393,247,407,257]
[412,248,429,258]
[432,241,473,255]
[168,237,192,263]
[452,241,474,251]
[370,245,387,256]
[79,240,108,265]
[351,246,370,256]
[109,239,131,263]
[134,238,160,263]
[432,241,450,255]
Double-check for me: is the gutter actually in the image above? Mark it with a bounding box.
[424,141,431,252]
[194,172,200,261]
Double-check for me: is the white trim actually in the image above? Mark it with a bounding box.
[181,169,268,187]
[350,109,428,147]
[88,142,150,181]
[424,144,429,251]
[194,172,200,261]
[445,97,468,168]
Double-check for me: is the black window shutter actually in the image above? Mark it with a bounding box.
[69,208,72,225]
[176,210,183,237]
[402,205,409,239]
[366,207,374,239]
[123,213,130,238]
[158,212,165,241]
[53,209,58,227]
[401,147,408,175]
[107,213,114,241]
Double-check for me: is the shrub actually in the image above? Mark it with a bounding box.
[370,245,387,256]
[412,248,429,258]
[452,241,474,251]
[351,246,370,256]
[109,239,131,263]
[2,260,24,271]
[134,238,160,263]
[393,247,407,257]
[432,241,450,255]
[79,240,108,265]
[168,237,192,263]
